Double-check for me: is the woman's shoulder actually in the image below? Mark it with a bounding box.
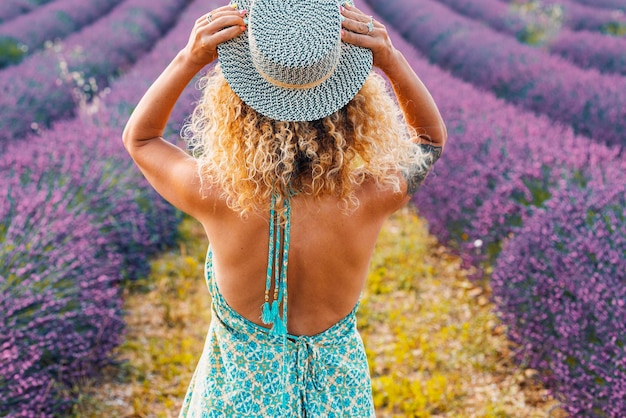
[355,175,409,216]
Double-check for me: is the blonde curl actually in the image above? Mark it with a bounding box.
[181,65,425,218]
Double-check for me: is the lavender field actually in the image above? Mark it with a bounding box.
[1,0,624,416]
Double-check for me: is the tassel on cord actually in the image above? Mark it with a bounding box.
[261,196,277,325]
[270,300,279,319]
[270,315,287,336]
[261,301,273,324]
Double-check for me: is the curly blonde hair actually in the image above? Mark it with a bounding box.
[182,65,426,217]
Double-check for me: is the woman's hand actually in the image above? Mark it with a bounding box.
[340,4,447,150]
[183,4,248,68]
[340,4,397,72]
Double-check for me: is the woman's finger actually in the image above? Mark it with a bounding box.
[199,7,247,30]
[185,7,246,67]
[196,4,242,25]
[340,26,376,48]
[204,25,244,47]
[198,15,246,52]
[340,6,395,70]
[341,16,375,36]
[341,5,382,37]
[342,4,382,26]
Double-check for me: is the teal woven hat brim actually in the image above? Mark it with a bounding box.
[217,0,373,122]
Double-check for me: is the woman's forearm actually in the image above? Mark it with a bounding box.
[339,5,446,148]
[380,49,447,148]
[123,6,245,152]
[123,50,202,148]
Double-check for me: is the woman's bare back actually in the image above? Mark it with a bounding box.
[200,181,406,336]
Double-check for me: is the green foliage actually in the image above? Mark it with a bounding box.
[602,22,626,37]
[510,0,564,45]
[0,36,27,68]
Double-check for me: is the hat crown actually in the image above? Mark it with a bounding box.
[217,0,372,121]
[248,0,342,88]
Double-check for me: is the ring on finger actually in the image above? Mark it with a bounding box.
[206,13,213,24]
[366,16,374,35]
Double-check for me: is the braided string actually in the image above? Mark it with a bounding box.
[260,194,291,336]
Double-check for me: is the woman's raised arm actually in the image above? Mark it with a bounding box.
[340,4,447,149]
[122,5,246,219]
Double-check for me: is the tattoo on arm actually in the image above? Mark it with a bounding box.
[403,143,443,196]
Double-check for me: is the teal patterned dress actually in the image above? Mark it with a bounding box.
[178,250,375,417]
[179,197,375,417]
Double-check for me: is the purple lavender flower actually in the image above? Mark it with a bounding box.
[0,0,214,414]
[500,0,626,33]
[0,0,124,68]
[0,0,189,144]
[0,0,55,24]
[548,29,626,75]
[571,0,626,12]
[492,164,626,416]
[366,0,626,147]
[435,0,626,75]
[0,183,125,415]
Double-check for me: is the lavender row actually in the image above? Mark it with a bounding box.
[358,1,626,414]
[549,30,626,76]
[572,0,626,11]
[0,181,126,416]
[500,0,626,34]
[492,165,626,417]
[553,0,626,33]
[0,0,56,24]
[0,0,189,145]
[435,0,626,75]
[0,0,217,412]
[366,0,626,148]
[0,0,124,69]
[359,0,621,301]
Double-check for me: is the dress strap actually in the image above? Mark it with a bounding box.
[260,194,291,336]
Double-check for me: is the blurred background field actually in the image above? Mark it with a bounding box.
[1,0,624,416]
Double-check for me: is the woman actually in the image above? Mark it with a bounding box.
[123,0,446,416]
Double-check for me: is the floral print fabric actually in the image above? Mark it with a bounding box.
[179,249,375,417]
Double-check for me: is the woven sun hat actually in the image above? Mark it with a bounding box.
[217,0,373,122]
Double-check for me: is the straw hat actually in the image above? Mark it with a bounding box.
[217,0,373,122]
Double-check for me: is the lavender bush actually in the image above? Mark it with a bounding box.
[365,0,626,147]
[0,182,125,416]
[0,0,216,413]
[501,0,626,34]
[359,3,626,413]
[436,0,626,75]
[0,0,189,144]
[0,0,124,68]
[0,0,55,24]
[358,2,621,275]
[572,0,626,11]
[0,120,180,282]
[436,0,557,41]
[548,30,626,75]
[492,165,626,417]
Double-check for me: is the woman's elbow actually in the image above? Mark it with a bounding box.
[418,122,447,150]
[121,123,134,153]
[437,122,448,150]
